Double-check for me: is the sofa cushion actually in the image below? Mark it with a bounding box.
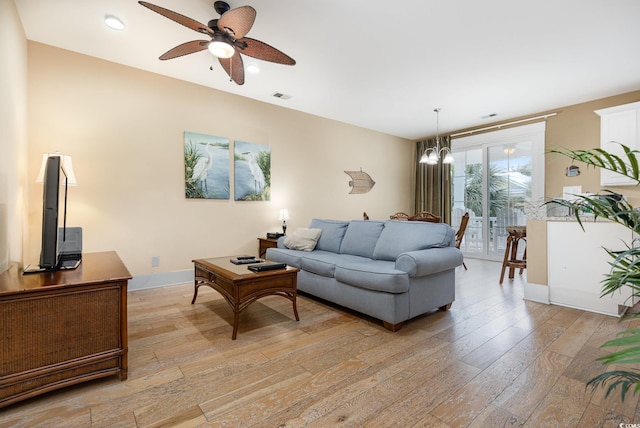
[373,220,455,261]
[339,220,385,258]
[265,248,304,268]
[300,252,371,278]
[284,228,322,251]
[309,219,349,253]
[334,260,409,293]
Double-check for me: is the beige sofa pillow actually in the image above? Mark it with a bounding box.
[284,228,322,251]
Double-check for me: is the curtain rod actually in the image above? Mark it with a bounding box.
[450,112,557,138]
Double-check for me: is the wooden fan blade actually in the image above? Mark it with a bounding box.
[218,50,245,85]
[217,6,256,39]
[237,37,296,65]
[159,40,209,60]
[139,1,212,35]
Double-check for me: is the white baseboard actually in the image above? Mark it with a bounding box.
[524,282,549,304]
[129,269,192,291]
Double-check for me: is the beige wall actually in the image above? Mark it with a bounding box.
[26,42,413,276]
[0,0,28,272]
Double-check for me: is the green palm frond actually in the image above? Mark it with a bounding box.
[603,246,640,297]
[549,143,640,184]
[586,327,640,400]
[587,370,640,401]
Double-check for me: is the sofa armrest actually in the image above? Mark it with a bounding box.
[395,247,463,277]
[277,236,287,248]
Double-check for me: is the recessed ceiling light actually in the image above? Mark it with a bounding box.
[104,15,125,31]
[246,64,260,74]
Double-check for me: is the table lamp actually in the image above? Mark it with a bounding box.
[279,209,290,235]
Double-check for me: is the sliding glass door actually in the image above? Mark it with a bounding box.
[451,123,545,261]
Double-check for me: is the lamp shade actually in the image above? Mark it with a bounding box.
[36,153,78,185]
[278,209,290,222]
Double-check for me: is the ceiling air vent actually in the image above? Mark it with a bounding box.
[272,92,292,100]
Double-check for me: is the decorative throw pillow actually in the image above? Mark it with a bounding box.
[284,228,322,251]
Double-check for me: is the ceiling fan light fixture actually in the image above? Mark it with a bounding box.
[139,1,295,85]
[208,39,235,58]
[104,15,125,31]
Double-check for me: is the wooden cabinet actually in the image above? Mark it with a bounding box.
[0,252,131,408]
[595,101,640,186]
[547,221,634,316]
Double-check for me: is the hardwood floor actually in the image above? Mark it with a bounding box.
[2,259,640,427]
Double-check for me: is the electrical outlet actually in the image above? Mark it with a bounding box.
[151,256,160,267]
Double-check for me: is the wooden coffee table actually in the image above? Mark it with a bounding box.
[191,257,300,339]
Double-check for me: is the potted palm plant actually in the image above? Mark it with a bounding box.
[550,143,640,400]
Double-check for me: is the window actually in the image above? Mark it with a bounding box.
[451,122,545,260]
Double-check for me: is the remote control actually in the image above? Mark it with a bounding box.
[236,255,255,260]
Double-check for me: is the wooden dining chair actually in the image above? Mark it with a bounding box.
[455,212,470,270]
[408,211,441,223]
[390,212,410,221]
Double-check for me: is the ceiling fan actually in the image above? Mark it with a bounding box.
[138,1,296,85]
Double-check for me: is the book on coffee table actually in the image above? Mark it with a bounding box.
[248,262,287,272]
[230,257,263,265]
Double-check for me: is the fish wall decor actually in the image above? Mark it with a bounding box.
[344,168,375,194]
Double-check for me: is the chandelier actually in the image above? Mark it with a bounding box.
[419,108,454,165]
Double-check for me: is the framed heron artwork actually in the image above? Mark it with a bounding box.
[184,131,230,199]
[234,141,271,201]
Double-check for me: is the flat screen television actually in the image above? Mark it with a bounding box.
[24,155,81,273]
[39,155,63,269]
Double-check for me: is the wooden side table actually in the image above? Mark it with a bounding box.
[258,237,278,258]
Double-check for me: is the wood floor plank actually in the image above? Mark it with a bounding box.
[139,405,207,428]
[467,404,525,427]
[281,339,458,427]
[547,311,607,358]
[0,402,93,428]
[546,306,586,328]
[492,349,571,420]
[208,359,374,427]
[578,402,628,428]
[460,325,531,370]
[523,376,593,427]
[364,360,481,427]
[430,316,573,426]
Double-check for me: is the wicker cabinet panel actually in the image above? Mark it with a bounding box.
[1,285,121,375]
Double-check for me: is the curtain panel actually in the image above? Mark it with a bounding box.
[415,136,452,224]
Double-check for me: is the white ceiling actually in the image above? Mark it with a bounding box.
[14,0,640,140]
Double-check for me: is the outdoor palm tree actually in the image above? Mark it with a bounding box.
[464,163,509,216]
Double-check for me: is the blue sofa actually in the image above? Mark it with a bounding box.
[266,218,463,331]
